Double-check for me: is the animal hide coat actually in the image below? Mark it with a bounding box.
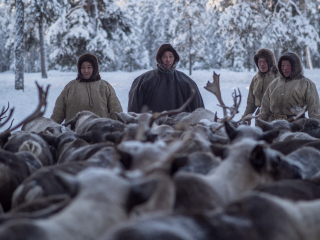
[243,49,279,118]
[50,54,123,123]
[259,52,320,121]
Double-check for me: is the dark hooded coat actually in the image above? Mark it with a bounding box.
[50,54,123,123]
[127,44,204,113]
[260,52,320,121]
[242,49,279,120]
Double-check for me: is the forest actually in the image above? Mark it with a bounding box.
[0,0,319,78]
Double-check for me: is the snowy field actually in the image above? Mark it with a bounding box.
[1,68,320,129]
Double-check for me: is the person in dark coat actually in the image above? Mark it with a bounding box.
[127,44,204,113]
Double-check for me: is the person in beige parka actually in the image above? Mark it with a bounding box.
[242,49,279,125]
[50,54,123,124]
[259,52,320,122]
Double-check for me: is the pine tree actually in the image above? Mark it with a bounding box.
[24,0,61,78]
[215,1,264,71]
[261,0,319,68]
[170,0,208,75]
[139,0,157,68]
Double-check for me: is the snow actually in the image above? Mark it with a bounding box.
[1,68,320,130]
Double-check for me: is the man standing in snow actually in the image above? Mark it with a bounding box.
[127,44,204,113]
[242,48,279,124]
[259,52,320,121]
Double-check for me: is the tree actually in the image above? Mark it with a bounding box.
[261,0,319,68]
[215,1,264,71]
[0,3,13,72]
[25,0,61,78]
[170,0,208,75]
[15,0,24,90]
[139,0,157,67]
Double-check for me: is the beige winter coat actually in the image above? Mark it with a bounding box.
[259,52,320,121]
[50,79,123,123]
[50,53,123,123]
[243,49,279,118]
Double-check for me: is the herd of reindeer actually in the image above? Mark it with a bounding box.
[1,73,320,239]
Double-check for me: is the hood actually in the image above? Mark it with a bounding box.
[156,44,180,64]
[278,52,304,79]
[254,48,278,75]
[77,53,101,82]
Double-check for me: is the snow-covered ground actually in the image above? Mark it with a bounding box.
[1,68,320,129]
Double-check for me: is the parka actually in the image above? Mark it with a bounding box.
[50,54,123,124]
[127,44,204,113]
[259,52,320,121]
[242,49,279,119]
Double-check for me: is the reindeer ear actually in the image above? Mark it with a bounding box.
[118,149,133,170]
[115,112,124,123]
[63,114,80,130]
[210,144,228,159]
[170,155,189,175]
[0,131,11,148]
[127,178,158,213]
[250,145,266,172]
[38,133,58,148]
[256,119,273,132]
[259,130,279,143]
[224,121,237,141]
[54,171,79,197]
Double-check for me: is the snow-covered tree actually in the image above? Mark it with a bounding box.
[170,0,208,75]
[47,1,94,70]
[15,0,24,90]
[115,0,149,71]
[139,0,157,67]
[215,1,264,71]
[261,0,319,69]
[154,0,174,44]
[24,0,61,78]
[0,3,13,72]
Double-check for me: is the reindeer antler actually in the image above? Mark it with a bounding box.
[0,102,14,129]
[205,72,242,132]
[204,72,227,117]
[0,81,50,133]
[287,105,307,123]
[236,113,261,124]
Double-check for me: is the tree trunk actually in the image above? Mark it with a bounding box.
[306,46,313,70]
[39,13,47,79]
[189,20,192,76]
[189,54,192,75]
[15,0,24,90]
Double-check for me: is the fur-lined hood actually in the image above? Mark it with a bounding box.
[156,44,180,64]
[254,48,278,75]
[76,53,101,82]
[278,52,304,80]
